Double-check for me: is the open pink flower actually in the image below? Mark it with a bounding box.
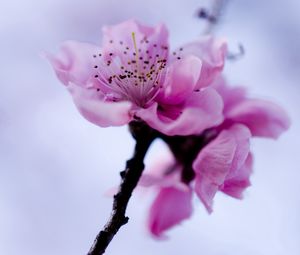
[142,124,253,237]
[47,19,226,135]
[140,78,290,236]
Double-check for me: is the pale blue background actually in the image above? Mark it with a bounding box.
[0,0,299,254]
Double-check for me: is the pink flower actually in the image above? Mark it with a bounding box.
[140,78,290,237]
[139,154,193,238]
[191,77,290,212]
[46,19,227,135]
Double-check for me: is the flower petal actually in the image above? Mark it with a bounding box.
[194,175,219,214]
[193,124,250,212]
[68,84,133,127]
[45,41,100,86]
[139,152,177,187]
[157,56,202,105]
[221,153,253,199]
[226,124,251,179]
[211,76,247,114]
[136,87,223,136]
[227,99,291,139]
[176,36,227,88]
[102,19,168,56]
[148,186,193,238]
[139,152,188,190]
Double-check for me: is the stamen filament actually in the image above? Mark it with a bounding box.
[132,32,140,77]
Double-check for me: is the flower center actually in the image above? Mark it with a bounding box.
[92,33,169,107]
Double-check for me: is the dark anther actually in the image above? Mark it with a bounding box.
[94,75,99,78]
[94,65,98,68]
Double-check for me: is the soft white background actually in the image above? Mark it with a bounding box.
[0,0,299,254]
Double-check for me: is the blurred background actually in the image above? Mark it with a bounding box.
[0,0,299,254]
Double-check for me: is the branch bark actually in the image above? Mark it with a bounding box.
[87,121,157,255]
[198,0,229,34]
[86,122,217,254]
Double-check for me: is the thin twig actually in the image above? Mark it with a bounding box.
[87,121,157,255]
[198,0,229,34]
[87,122,217,254]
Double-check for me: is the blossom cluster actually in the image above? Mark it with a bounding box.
[47,20,290,238]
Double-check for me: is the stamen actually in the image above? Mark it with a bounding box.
[92,32,169,107]
[131,32,140,76]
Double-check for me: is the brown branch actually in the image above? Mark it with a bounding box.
[87,121,157,255]
[197,0,229,34]
[86,120,218,254]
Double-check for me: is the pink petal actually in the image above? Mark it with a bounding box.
[148,186,193,238]
[221,153,253,199]
[226,124,251,179]
[102,19,168,55]
[211,76,247,114]
[157,56,202,105]
[136,87,223,136]
[227,99,291,139]
[193,124,250,212]
[194,175,219,214]
[139,152,188,190]
[68,84,133,127]
[45,41,100,86]
[139,153,176,187]
[176,36,227,89]
[193,129,236,212]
